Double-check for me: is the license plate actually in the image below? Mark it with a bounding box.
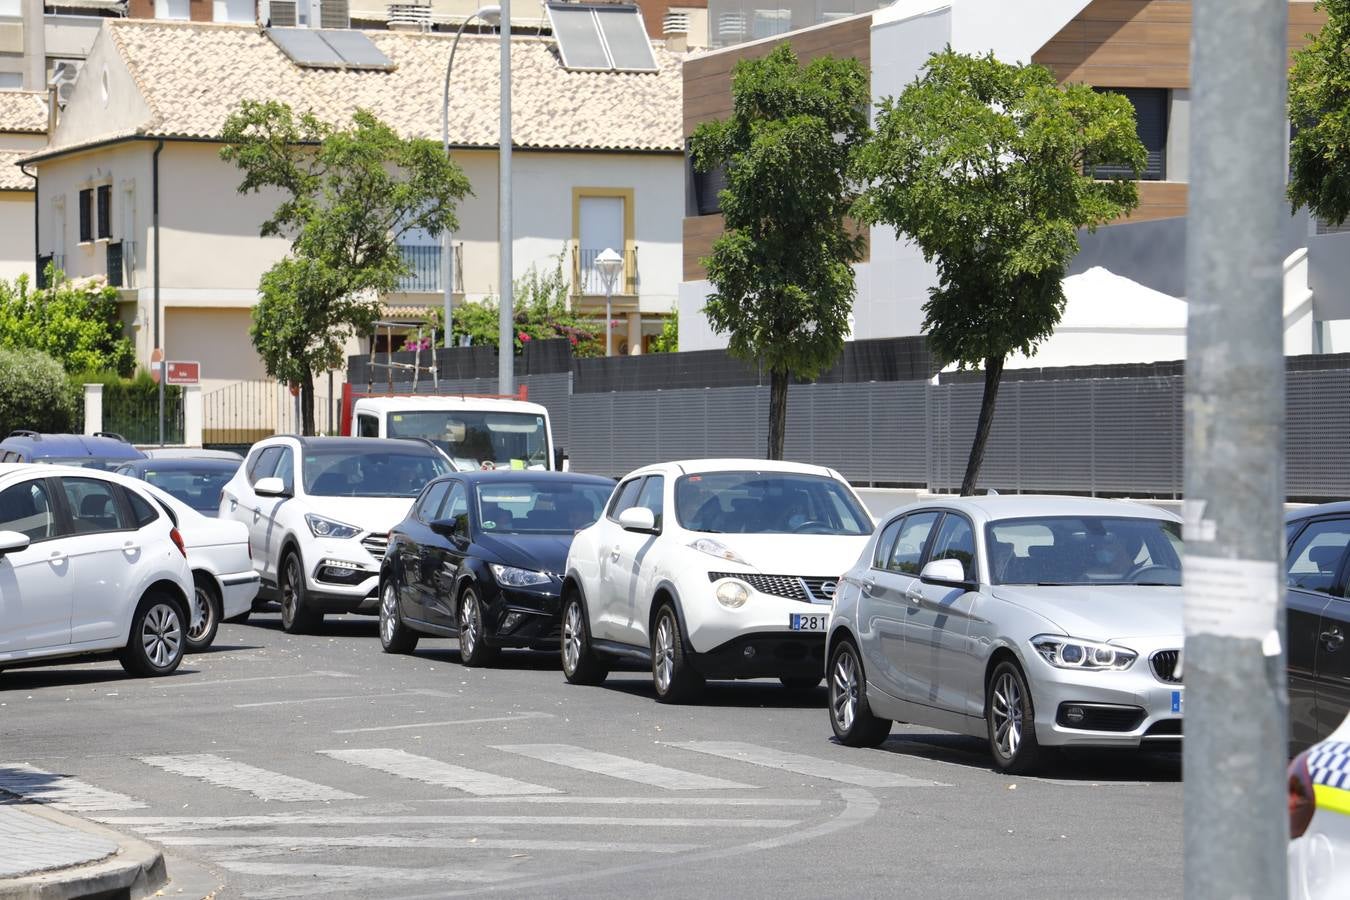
[789,612,829,632]
[1171,690,1183,714]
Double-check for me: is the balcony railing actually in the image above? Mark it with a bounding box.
[571,244,639,296]
[396,242,463,293]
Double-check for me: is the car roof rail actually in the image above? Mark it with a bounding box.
[93,431,128,443]
[7,429,40,439]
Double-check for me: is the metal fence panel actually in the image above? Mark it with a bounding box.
[567,393,613,476]
[1287,369,1350,498]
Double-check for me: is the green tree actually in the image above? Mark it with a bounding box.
[1289,0,1350,224]
[854,50,1145,495]
[648,306,678,353]
[0,348,79,435]
[690,44,869,459]
[0,266,134,375]
[221,102,470,433]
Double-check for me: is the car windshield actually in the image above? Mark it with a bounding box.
[674,472,872,535]
[987,516,1183,586]
[38,457,135,472]
[476,481,612,535]
[386,411,549,471]
[302,449,450,498]
[138,465,236,515]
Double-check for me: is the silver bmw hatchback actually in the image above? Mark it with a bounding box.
[826,495,1184,774]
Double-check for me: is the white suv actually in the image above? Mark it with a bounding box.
[220,436,451,633]
[0,464,194,677]
[561,459,873,702]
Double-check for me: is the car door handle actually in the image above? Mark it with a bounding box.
[609,547,621,562]
[904,588,924,604]
[48,551,66,566]
[122,540,139,554]
[1323,628,1345,652]
[253,506,262,521]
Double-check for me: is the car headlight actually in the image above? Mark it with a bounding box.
[689,538,751,566]
[715,580,749,609]
[1032,635,1137,671]
[490,564,552,587]
[305,514,361,539]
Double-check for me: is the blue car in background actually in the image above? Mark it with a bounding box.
[0,431,146,470]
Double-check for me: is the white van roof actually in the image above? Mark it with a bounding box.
[352,395,551,417]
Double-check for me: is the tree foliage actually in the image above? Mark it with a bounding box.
[648,305,678,353]
[221,101,471,433]
[0,348,79,435]
[0,267,134,376]
[691,44,869,459]
[854,49,1144,493]
[1289,0,1350,224]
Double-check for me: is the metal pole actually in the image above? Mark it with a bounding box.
[1184,1,1288,897]
[153,140,164,446]
[327,369,334,435]
[442,17,476,351]
[605,287,612,357]
[497,0,514,396]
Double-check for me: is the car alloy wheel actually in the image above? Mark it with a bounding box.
[653,614,675,695]
[460,594,481,657]
[142,601,182,669]
[380,583,397,645]
[187,584,213,643]
[281,556,301,628]
[831,648,859,733]
[378,579,418,654]
[826,639,891,747]
[562,601,583,676]
[991,671,1023,759]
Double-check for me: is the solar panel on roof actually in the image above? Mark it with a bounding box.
[268,27,343,68]
[594,6,657,72]
[548,5,611,71]
[318,29,395,70]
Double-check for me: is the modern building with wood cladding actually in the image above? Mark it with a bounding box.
[679,0,1346,359]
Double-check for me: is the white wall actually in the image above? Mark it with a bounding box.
[0,192,33,282]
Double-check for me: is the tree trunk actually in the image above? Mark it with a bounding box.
[300,372,316,437]
[959,355,1005,497]
[767,367,788,460]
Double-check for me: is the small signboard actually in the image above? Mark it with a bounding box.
[166,361,200,385]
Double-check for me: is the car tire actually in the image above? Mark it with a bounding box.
[185,575,221,653]
[279,551,322,635]
[119,592,187,677]
[828,638,892,747]
[379,578,419,654]
[780,675,823,691]
[651,604,704,704]
[457,587,498,667]
[986,660,1045,774]
[561,593,608,686]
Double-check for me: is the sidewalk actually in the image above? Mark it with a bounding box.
[0,801,166,899]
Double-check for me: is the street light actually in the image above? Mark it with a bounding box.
[441,4,502,350]
[594,247,623,357]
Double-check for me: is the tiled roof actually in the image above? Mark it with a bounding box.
[0,91,49,135]
[0,149,34,190]
[87,20,681,154]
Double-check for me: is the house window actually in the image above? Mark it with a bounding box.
[577,192,628,295]
[96,184,112,240]
[1093,88,1168,181]
[0,0,19,17]
[688,154,726,217]
[78,189,93,243]
[213,0,254,22]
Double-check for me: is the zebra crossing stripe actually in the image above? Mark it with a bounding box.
[96,813,800,830]
[492,743,756,791]
[154,834,702,854]
[138,754,362,803]
[666,741,947,788]
[319,748,560,796]
[0,763,146,811]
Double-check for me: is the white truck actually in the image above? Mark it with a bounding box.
[346,395,565,471]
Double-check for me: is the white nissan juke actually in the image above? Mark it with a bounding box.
[560,459,874,703]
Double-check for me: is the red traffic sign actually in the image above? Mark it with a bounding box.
[165,361,200,385]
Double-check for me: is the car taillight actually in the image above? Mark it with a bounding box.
[169,527,187,559]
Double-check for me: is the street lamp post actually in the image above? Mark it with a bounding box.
[594,247,624,357]
[497,0,513,396]
[441,5,501,350]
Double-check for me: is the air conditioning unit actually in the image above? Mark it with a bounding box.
[268,0,298,25]
[662,9,689,35]
[319,0,349,28]
[387,1,431,28]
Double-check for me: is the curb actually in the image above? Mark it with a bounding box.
[0,805,166,900]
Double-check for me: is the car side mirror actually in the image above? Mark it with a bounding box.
[0,530,30,557]
[618,507,657,534]
[920,558,972,589]
[254,476,288,498]
[431,517,469,544]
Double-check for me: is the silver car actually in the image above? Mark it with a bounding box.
[826,496,1184,773]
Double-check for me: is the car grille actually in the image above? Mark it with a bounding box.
[361,534,389,563]
[1150,650,1182,684]
[707,573,836,604]
[1055,703,1145,732]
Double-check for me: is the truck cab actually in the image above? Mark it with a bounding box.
[349,396,563,471]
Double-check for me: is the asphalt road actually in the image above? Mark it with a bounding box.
[0,612,1183,899]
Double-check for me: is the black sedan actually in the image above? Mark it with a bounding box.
[1287,501,1350,754]
[378,470,615,665]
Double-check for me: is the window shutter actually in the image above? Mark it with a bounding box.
[693,166,727,216]
[96,184,112,239]
[268,0,297,26]
[1093,88,1168,181]
[78,189,92,243]
[318,0,348,28]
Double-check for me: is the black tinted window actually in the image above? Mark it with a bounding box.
[607,478,644,520]
[888,512,940,575]
[873,518,904,568]
[126,489,160,527]
[0,479,57,541]
[249,447,282,484]
[929,514,977,581]
[62,478,133,534]
[1287,518,1350,596]
[417,481,451,523]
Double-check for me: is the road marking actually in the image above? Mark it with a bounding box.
[234,691,424,709]
[97,813,801,831]
[428,795,820,807]
[331,711,554,734]
[141,673,342,690]
[320,748,559,796]
[0,764,146,811]
[666,741,948,789]
[138,754,362,803]
[492,744,756,791]
[217,861,519,898]
[155,834,701,854]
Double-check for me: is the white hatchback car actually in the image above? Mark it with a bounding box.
[0,464,194,677]
[220,436,451,633]
[561,459,873,702]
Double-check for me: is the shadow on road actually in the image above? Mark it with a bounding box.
[0,665,202,690]
[238,614,380,639]
[594,673,828,709]
[872,730,1182,782]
